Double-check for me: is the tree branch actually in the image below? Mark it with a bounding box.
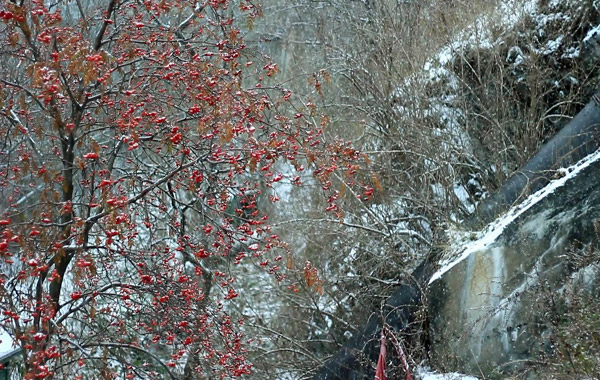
[93,0,117,51]
[82,342,177,379]
[87,154,206,224]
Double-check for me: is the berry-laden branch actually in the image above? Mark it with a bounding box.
[0,0,366,378]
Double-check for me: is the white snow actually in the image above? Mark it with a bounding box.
[429,149,600,284]
[453,184,474,213]
[394,0,539,99]
[0,330,16,357]
[433,0,538,68]
[539,35,564,55]
[417,366,479,380]
[583,24,600,44]
[420,373,479,380]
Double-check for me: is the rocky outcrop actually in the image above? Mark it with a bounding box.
[429,149,600,377]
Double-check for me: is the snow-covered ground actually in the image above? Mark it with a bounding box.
[417,366,479,380]
[429,149,600,284]
[420,373,479,380]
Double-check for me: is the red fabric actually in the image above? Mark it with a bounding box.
[395,338,413,380]
[375,334,387,380]
[384,327,413,380]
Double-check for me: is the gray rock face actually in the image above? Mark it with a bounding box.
[429,153,600,377]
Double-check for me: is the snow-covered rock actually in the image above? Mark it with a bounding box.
[428,149,600,376]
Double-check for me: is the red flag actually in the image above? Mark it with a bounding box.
[385,327,413,380]
[375,333,387,380]
[395,338,413,380]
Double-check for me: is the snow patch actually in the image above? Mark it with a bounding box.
[417,366,479,380]
[454,184,474,213]
[583,24,600,44]
[429,149,600,284]
[539,34,564,55]
[0,330,16,357]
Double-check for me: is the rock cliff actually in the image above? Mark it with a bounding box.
[430,150,600,378]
